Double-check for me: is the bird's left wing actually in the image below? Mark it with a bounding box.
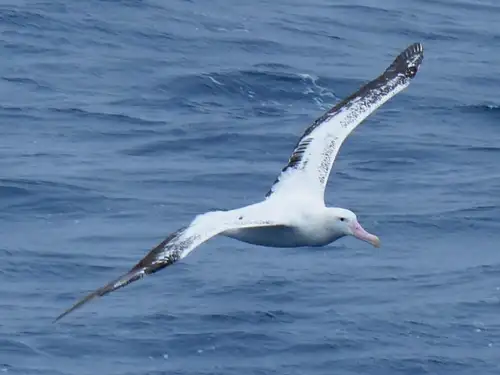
[266,42,424,200]
[54,208,281,322]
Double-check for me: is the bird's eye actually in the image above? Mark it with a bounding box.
[340,217,346,222]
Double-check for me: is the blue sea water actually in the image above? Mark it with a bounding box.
[1,0,500,374]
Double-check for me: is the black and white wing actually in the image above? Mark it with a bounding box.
[54,207,281,322]
[266,43,424,199]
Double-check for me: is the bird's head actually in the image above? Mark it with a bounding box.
[328,208,380,248]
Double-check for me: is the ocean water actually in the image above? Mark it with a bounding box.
[1,0,500,374]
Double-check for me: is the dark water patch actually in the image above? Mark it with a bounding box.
[0,178,98,196]
[335,355,483,375]
[214,36,288,54]
[387,204,499,218]
[457,104,500,114]
[277,22,344,42]
[0,249,132,284]
[418,0,500,14]
[0,178,114,216]
[2,41,63,56]
[106,97,178,112]
[195,309,297,325]
[2,76,54,92]
[47,107,166,127]
[0,184,33,199]
[121,132,274,157]
[0,8,69,32]
[407,265,500,292]
[464,75,500,87]
[125,311,179,328]
[327,4,397,15]
[283,338,366,358]
[464,145,500,153]
[395,26,460,42]
[352,157,419,171]
[252,62,296,71]
[97,0,167,11]
[169,329,286,358]
[0,104,36,114]
[0,337,41,356]
[118,27,179,49]
[383,212,498,233]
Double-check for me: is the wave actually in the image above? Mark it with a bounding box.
[48,107,165,126]
[162,68,339,106]
[457,104,500,113]
[2,76,53,92]
[0,177,111,216]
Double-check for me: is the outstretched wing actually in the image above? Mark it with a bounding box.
[54,207,280,322]
[266,42,424,199]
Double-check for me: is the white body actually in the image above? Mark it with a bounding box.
[221,199,345,248]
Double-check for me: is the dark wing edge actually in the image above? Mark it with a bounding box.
[53,228,186,323]
[264,42,424,198]
[384,42,424,76]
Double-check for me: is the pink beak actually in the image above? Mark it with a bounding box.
[350,221,380,247]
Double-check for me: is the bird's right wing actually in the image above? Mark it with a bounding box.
[54,208,281,322]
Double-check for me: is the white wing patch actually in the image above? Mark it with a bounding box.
[318,137,338,186]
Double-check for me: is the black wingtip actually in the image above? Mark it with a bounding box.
[52,279,116,323]
[52,232,184,323]
[385,42,424,78]
[53,292,96,323]
[52,269,142,323]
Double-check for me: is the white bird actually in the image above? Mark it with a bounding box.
[55,42,424,322]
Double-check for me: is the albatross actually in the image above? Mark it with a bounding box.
[54,42,424,322]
